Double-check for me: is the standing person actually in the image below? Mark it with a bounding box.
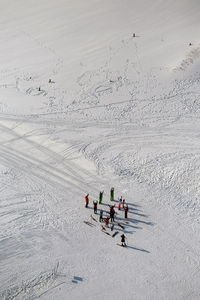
[122,199,125,209]
[99,191,104,204]
[124,204,128,218]
[99,210,103,222]
[119,197,122,206]
[105,217,109,227]
[109,206,112,218]
[85,194,89,208]
[110,187,114,201]
[109,205,115,215]
[93,200,98,214]
[110,207,115,222]
[121,234,126,247]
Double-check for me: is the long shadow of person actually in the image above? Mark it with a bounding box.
[126,245,150,253]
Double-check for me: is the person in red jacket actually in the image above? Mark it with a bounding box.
[105,217,109,227]
[85,194,89,208]
[124,204,128,218]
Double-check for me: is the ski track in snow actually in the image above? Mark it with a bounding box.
[1,1,200,299]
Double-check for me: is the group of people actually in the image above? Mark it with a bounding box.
[84,190,129,246]
[85,193,128,218]
[118,196,129,218]
[85,193,129,220]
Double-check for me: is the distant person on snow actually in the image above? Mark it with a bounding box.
[110,208,115,222]
[99,210,103,222]
[99,191,104,204]
[124,204,128,218]
[118,197,122,210]
[85,194,89,208]
[121,234,126,247]
[110,187,114,201]
[109,204,115,213]
[122,199,125,208]
[105,217,110,227]
[93,200,98,214]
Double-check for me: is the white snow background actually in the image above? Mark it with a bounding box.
[0,0,200,299]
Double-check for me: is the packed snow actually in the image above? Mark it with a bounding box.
[1,0,200,299]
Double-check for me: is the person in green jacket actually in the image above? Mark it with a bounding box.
[110,187,114,201]
[99,191,104,204]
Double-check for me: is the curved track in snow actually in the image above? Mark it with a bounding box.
[1,0,200,299]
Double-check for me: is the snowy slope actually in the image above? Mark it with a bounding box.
[1,1,200,299]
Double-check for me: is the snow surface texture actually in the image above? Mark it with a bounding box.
[0,0,200,299]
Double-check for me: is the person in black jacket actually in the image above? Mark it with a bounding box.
[121,234,126,247]
[110,207,115,222]
[93,200,98,214]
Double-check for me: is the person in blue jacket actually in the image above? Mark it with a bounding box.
[99,210,103,222]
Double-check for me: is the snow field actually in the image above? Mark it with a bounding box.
[1,0,200,299]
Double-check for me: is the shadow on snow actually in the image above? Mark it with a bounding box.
[84,198,153,253]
